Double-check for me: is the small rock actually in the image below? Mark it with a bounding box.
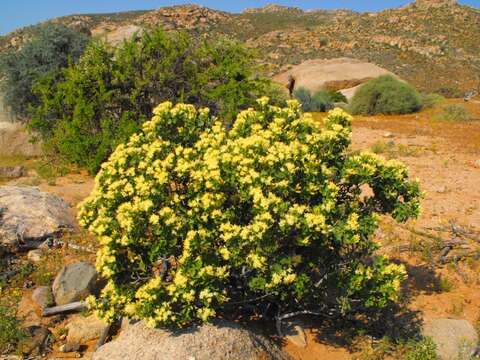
[52,261,98,305]
[59,341,80,352]
[474,159,480,168]
[32,286,53,310]
[66,314,109,344]
[27,249,43,262]
[284,320,307,348]
[21,326,50,357]
[435,185,448,194]
[0,186,74,250]
[17,294,42,328]
[0,165,26,179]
[383,132,394,138]
[423,318,479,360]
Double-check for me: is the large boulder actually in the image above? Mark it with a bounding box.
[423,318,479,360]
[52,262,98,305]
[0,121,41,157]
[0,186,74,249]
[93,320,292,360]
[273,57,395,95]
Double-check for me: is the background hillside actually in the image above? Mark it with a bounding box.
[1,0,479,94]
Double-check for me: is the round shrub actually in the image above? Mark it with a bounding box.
[349,75,422,115]
[79,98,421,328]
[0,24,89,119]
[434,104,472,121]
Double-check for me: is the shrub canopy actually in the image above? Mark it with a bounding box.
[79,98,421,328]
[0,24,89,119]
[31,29,284,173]
[349,75,422,115]
[294,87,346,112]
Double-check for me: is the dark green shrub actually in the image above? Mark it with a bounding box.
[434,104,472,121]
[294,87,345,112]
[31,28,284,173]
[0,24,89,119]
[349,75,422,115]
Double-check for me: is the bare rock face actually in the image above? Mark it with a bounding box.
[0,121,42,157]
[93,320,292,360]
[423,318,478,360]
[52,262,98,305]
[0,186,74,249]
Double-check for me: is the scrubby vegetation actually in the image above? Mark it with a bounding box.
[434,104,472,121]
[293,87,347,112]
[0,305,26,355]
[0,24,89,119]
[349,75,422,115]
[79,98,421,328]
[29,28,285,173]
[421,93,445,109]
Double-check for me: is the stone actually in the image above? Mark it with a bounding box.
[66,314,109,344]
[0,121,42,157]
[52,262,98,305]
[0,186,74,250]
[474,159,480,168]
[423,318,479,360]
[21,326,50,357]
[27,249,43,262]
[284,320,307,348]
[32,286,53,310]
[17,293,42,328]
[0,165,26,179]
[93,320,292,360]
[59,341,80,353]
[383,132,395,138]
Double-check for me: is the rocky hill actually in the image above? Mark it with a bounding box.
[1,0,479,93]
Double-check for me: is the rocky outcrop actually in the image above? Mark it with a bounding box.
[0,186,74,249]
[93,320,292,360]
[0,122,41,157]
[423,318,479,360]
[52,262,99,305]
[273,58,395,95]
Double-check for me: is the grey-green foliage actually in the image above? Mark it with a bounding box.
[293,87,347,112]
[349,75,422,115]
[0,24,89,119]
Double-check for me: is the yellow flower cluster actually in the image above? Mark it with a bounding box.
[79,97,420,327]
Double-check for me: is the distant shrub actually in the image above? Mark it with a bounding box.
[421,93,444,109]
[434,104,472,121]
[294,87,346,112]
[435,86,463,99]
[31,28,284,173]
[349,75,422,115]
[0,24,89,119]
[79,99,421,328]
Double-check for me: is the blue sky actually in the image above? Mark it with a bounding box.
[1,0,479,35]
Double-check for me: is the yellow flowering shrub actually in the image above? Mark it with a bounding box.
[79,98,421,327]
